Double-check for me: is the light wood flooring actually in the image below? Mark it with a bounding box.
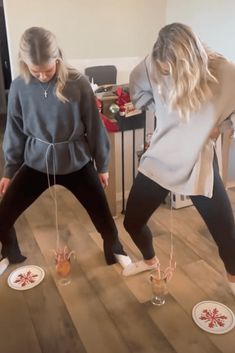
[0,116,235,353]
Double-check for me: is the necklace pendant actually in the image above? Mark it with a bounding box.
[39,81,50,98]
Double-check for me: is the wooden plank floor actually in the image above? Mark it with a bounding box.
[0,116,235,353]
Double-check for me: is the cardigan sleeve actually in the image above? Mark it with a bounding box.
[129,56,155,112]
[218,116,233,133]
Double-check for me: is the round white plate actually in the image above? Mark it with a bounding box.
[7,265,45,290]
[192,300,235,334]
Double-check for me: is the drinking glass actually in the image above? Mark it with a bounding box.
[56,257,71,285]
[54,247,75,286]
[149,269,168,306]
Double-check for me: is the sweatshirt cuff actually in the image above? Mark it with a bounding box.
[96,166,109,174]
[95,160,109,173]
[3,165,20,178]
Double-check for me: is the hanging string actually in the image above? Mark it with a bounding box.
[45,143,60,250]
[169,192,174,266]
[163,191,177,282]
[34,137,70,250]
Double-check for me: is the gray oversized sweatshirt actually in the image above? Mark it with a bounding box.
[3,74,109,178]
[130,55,235,197]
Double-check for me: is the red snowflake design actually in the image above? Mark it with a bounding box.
[199,307,227,328]
[14,270,39,287]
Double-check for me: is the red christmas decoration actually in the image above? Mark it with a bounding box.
[115,87,130,110]
[95,97,119,132]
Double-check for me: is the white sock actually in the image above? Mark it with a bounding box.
[0,258,10,276]
[114,254,132,268]
[228,282,235,296]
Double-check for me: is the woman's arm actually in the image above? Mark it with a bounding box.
[218,116,234,134]
[129,56,155,112]
[210,115,234,141]
[78,76,110,174]
[3,81,27,178]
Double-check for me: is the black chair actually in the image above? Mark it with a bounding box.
[84,65,117,85]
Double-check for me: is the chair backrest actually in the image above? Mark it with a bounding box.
[84,65,117,85]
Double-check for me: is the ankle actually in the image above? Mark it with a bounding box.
[227,272,235,283]
[145,257,158,266]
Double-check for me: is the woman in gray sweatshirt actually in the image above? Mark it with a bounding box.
[122,23,235,296]
[0,26,131,275]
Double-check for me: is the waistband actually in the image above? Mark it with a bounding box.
[32,136,71,146]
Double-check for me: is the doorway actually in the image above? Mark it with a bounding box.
[0,0,12,114]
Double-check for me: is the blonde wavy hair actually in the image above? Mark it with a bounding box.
[18,27,79,103]
[152,23,225,119]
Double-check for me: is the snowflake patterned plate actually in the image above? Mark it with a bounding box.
[192,301,235,334]
[7,265,45,290]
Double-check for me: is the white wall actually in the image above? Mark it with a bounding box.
[167,0,235,186]
[68,57,142,85]
[3,0,166,78]
[166,0,235,61]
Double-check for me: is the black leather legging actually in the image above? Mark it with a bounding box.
[124,159,235,275]
[0,162,125,264]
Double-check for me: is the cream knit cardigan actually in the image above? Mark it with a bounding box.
[130,55,235,197]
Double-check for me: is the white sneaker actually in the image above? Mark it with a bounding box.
[114,254,132,268]
[122,259,159,277]
[0,257,10,276]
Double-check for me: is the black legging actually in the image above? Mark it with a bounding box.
[124,159,235,275]
[0,162,125,264]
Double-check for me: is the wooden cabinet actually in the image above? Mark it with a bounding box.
[105,113,146,216]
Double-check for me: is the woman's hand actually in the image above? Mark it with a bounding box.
[210,126,220,140]
[0,177,11,197]
[98,172,109,188]
[210,125,234,141]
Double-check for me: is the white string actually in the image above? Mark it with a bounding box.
[169,191,174,266]
[34,137,69,250]
[45,143,60,249]
[163,192,176,282]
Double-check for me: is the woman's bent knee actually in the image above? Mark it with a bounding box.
[123,217,137,235]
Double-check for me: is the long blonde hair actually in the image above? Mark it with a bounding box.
[152,23,224,119]
[18,27,79,103]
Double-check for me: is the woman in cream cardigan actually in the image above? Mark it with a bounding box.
[122,22,235,296]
